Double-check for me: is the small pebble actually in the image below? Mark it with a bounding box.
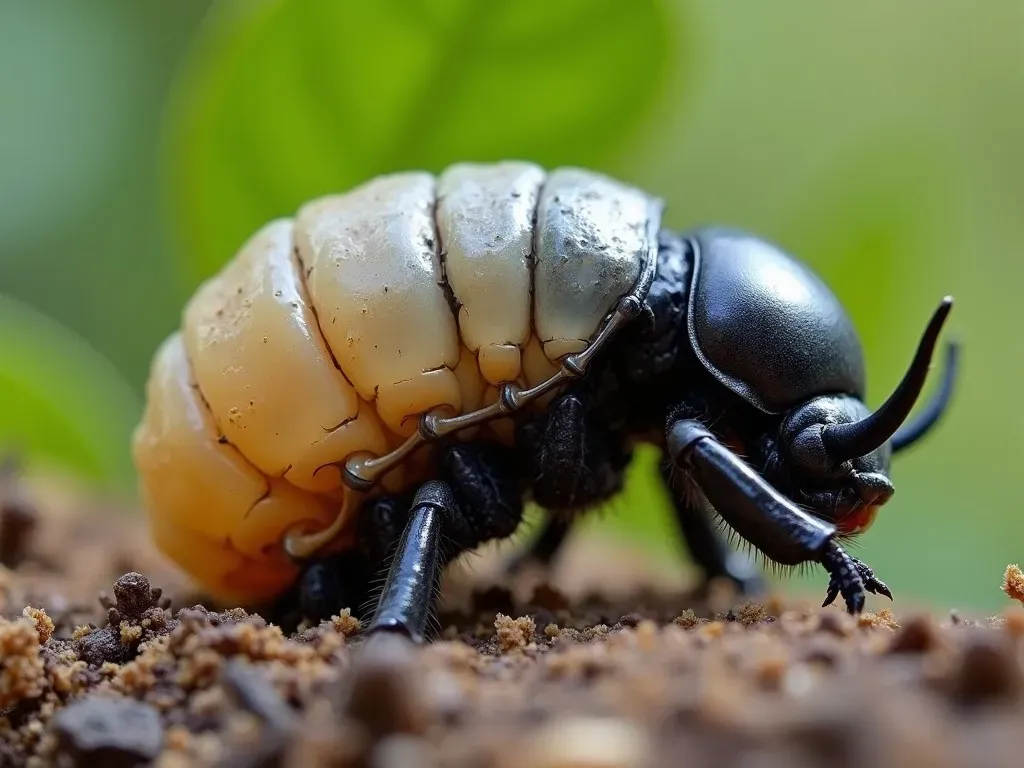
[1001,564,1024,604]
[52,696,163,767]
[887,614,940,655]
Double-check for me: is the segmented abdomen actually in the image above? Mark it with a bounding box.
[132,162,659,602]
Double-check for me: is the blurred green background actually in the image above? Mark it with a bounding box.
[1,0,1019,612]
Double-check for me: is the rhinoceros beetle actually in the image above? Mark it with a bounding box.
[132,164,957,643]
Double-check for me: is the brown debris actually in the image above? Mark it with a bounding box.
[75,572,174,667]
[330,609,361,638]
[4,487,1024,767]
[733,601,771,625]
[857,607,901,630]
[0,615,45,709]
[22,606,54,644]
[494,613,536,652]
[1001,564,1024,603]
[673,609,699,629]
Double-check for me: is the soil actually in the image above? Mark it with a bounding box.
[2,470,1024,768]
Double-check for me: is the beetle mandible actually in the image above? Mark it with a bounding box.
[132,162,958,640]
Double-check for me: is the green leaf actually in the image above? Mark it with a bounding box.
[774,133,956,386]
[0,293,142,493]
[165,0,680,285]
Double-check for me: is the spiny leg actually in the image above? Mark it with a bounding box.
[658,457,764,595]
[667,418,874,614]
[364,481,454,643]
[280,493,412,628]
[363,441,527,642]
[294,549,375,625]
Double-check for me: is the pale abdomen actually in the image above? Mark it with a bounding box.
[132,162,660,602]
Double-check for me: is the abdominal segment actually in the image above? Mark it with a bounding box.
[135,164,660,601]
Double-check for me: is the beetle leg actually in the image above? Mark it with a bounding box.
[269,548,374,631]
[497,390,628,575]
[364,481,455,644]
[295,550,374,626]
[657,458,764,595]
[517,392,631,512]
[439,442,525,552]
[667,418,873,614]
[823,554,892,605]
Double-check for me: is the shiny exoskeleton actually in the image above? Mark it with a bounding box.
[133,162,958,643]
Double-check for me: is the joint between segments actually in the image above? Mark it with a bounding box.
[342,461,375,492]
[499,384,521,412]
[562,356,585,378]
[418,412,441,441]
[336,243,658,495]
[617,294,643,320]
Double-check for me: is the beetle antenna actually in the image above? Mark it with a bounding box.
[822,296,954,462]
[890,339,959,452]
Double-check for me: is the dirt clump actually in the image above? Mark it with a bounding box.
[1001,564,1024,603]
[3,486,1024,767]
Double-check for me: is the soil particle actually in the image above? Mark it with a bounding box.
[0,616,45,710]
[6,484,1024,767]
[74,572,172,667]
[51,696,163,767]
[1001,564,1024,603]
[494,613,537,653]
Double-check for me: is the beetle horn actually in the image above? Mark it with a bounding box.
[890,338,959,452]
[822,296,954,462]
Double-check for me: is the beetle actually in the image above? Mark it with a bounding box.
[132,161,958,642]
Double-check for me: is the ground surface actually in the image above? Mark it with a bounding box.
[2,472,1024,767]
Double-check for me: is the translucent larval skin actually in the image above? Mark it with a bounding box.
[134,163,661,603]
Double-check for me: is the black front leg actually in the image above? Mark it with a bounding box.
[658,459,764,595]
[667,418,876,614]
[365,481,454,643]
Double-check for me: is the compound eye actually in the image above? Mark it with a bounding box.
[788,424,836,476]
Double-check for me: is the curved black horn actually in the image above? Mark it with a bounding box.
[822,296,954,462]
[890,339,959,452]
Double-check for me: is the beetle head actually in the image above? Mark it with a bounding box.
[765,297,958,536]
